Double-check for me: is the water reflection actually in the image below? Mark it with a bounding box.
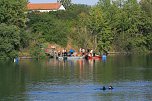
[44,59,96,84]
[0,62,26,100]
[0,55,152,100]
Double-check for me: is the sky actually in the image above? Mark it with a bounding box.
[29,0,99,5]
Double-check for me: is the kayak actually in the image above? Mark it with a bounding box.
[88,56,102,60]
[57,56,84,60]
[67,56,83,60]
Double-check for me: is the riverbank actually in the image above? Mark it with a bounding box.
[18,51,152,60]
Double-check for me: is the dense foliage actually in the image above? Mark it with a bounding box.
[83,0,152,53]
[28,13,68,47]
[0,0,27,28]
[0,0,152,59]
[0,0,28,59]
[0,24,20,59]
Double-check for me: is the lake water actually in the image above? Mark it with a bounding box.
[0,55,152,101]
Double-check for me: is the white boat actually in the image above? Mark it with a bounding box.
[57,56,84,60]
[67,56,84,60]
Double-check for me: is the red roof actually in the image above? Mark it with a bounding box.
[27,3,61,10]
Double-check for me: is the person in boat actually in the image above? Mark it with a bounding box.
[108,86,113,90]
[64,49,67,56]
[58,51,61,57]
[62,49,65,56]
[100,86,113,90]
[79,48,82,53]
[85,53,88,60]
[93,51,96,57]
[100,86,106,90]
[82,48,85,56]
[88,52,91,57]
[102,53,107,61]
[90,49,93,57]
[69,49,75,56]
[14,57,19,63]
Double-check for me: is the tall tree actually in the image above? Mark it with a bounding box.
[88,7,105,50]
[57,0,71,9]
[140,0,152,18]
[0,0,27,28]
[72,12,92,49]
[0,0,28,59]
[98,0,111,7]
[0,24,20,59]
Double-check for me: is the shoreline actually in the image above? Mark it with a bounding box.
[18,52,152,59]
[19,56,32,59]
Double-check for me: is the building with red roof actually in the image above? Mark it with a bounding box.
[27,3,65,12]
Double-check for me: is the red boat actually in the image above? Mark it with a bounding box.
[88,56,102,60]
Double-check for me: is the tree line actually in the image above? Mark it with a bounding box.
[0,0,152,59]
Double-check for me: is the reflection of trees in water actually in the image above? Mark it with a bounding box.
[0,55,152,100]
[55,59,90,81]
[0,63,26,100]
[45,59,96,82]
[93,55,152,84]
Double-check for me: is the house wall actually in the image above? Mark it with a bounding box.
[29,9,57,12]
[37,10,57,12]
[58,5,65,10]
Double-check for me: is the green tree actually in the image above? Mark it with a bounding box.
[97,0,152,53]
[87,7,105,50]
[28,29,46,59]
[119,1,151,52]
[0,0,27,28]
[0,0,28,59]
[71,12,92,49]
[146,33,152,50]
[140,0,152,18]
[98,0,111,8]
[28,13,68,47]
[26,0,152,54]
[20,29,30,49]
[57,0,71,9]
[51,4,91,20]
[0,24,20,59]
[97,27,113,53]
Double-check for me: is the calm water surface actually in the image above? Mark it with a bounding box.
[0,55,152,101]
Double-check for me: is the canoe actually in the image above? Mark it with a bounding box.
[57,56,84,60]
[67,56,83,60]
[88,56,102,60]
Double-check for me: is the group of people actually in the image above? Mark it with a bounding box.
[79,48,86,56]
[57,49,77,57]
[57,49,68,57]
[80,48,97,57]
[56,48,98,58]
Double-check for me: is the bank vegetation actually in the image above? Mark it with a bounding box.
[0,0,152,59]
